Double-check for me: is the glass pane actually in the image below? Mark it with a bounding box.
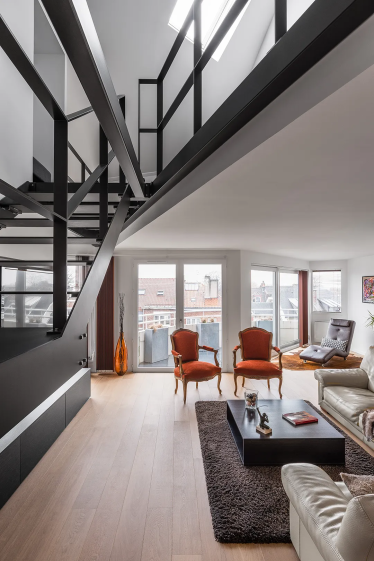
[312,271,341,312]
[279,272,299,347]
[184,264,222,366]
[2,268,53,292]
[137,264,176,367]
[1,294,53,327]
[67,265,85,292]
[251,270,275,336]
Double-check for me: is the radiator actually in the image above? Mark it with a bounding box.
[313,321,329,343]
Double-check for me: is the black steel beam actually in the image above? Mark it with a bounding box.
[0,261,92,267]
[66,94,125,122]
[67,150,115,218]
[158,0,249,131]
[193,0,202,134]
[28,182,125,194]
[157,80,163,175]
[275,0,288,42]
[68,143,92,175]
[153,0,374,194]
[41,0,145,198]
[0,17,65,121]
[139,128,157,134]
[0,179,60,222]
[99,127,109,241]
[158,2,196,82]
[53,120,68,331]
[0,219,52,227]
[0,238,97,244]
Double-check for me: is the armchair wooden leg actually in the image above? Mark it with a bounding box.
[267,379,270,390]
[183,379,188,404]
[196,382,198,389]
[242,377,245,387]
[175,378,178,394]
[278,376,283,399]
[234,373,238,397]
[217,373,222,395]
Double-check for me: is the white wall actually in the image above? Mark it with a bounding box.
[348,254,374,355]
[0,0,34,186]
[309,260,347,344]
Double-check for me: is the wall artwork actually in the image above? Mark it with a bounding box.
[363,276,374,303]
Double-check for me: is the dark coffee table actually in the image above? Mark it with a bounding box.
[227,399,345,466]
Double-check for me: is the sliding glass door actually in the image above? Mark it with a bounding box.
[251,268,277,337]
[279,271,299,347]
[251,267,300,349]
[184,264,222,366]
[136,260,224,371]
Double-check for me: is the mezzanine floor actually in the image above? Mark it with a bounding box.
[0,368,371,561]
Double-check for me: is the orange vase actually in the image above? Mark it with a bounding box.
[114,331,128,375]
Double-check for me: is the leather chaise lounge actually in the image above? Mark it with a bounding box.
[300,319,355,367]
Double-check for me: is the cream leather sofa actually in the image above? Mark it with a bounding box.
[282,463,374,561]
[314,346,374,451]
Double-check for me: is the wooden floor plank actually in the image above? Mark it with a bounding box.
[0,369,348,561]
[141,508,172,561]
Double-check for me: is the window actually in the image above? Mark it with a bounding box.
[185,283,198,291]
[138,289,145,295]
[191,297,196,302]
[157,290,164,296]
[312,271,341,312]
[169,0,250,61]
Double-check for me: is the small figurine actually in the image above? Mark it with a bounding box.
[256,406,272,435]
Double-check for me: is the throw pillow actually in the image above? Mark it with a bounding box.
[321,337,348,352]
[340,473,374,497]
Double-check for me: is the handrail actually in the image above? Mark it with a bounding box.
[68,142,92,175]
[0,179,64,222]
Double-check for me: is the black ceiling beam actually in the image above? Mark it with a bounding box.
[67,150,115,218]
[158,1,196,82]
[0,219,51,227]
[0,17,65,120]
[158,0,249,132]
[0,237,97,245]
[67,94,125,122]
[28,182,126,194]
[152,0,374,195]
[41,0,145,198]
[0,179,63,222]
[275,0,288,42]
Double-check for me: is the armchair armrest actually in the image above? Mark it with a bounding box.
[336,494,374,561]
[233,345,241,369]
[199,345,219,367]
[272,346,283,370]
[171,350,183,377]
[314,368,368,403]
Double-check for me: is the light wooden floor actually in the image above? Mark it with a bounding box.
[0,368,371,561]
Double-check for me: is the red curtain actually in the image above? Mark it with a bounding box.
[96,257,114,371]
[298,271,309,346]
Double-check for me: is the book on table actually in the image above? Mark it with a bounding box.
[282,411,319,426]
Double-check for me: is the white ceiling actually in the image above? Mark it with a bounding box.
[117,61,374,261]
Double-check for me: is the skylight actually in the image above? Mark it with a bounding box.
[169,0,250,62]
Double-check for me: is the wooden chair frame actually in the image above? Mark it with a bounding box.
[233,327,283,398]
[170,328,222,404]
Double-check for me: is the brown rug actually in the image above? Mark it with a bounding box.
[275,349,362,371]
[196,400,374,543]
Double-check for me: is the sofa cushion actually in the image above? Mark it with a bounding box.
[340,473,374,497]
[360,346,374,392]
[282,463,348,561]
[324,386,374,424]
[321,337,348,352]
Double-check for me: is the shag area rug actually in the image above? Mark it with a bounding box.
[274,349,362,371]
[196,400,374,543]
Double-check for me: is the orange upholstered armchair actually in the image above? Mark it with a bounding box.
[233,327,283,398]
[170,328,222,404]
